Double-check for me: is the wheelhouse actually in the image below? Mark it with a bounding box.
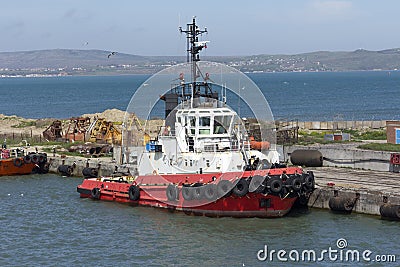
[176,107,235,137]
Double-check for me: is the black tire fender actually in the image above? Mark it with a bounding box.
[249,175,266,193]
[217,180,233,198]
[31,154,39,164]
[41,163,50,174]
[268,177,283,194]
[38,154,45,163]
[23,155,31,164]
[304,173,315,189]
[166,184,179,201]
[91,188,101,200]
[128,185,140,201]
[204,184,217,201]
[13,158,23,167]
[232,179,249,197]
[182,186,193,201]
[193,186,204,200]
[291,176,302,192]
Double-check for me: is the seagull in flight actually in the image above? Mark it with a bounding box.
[107,51,117,58]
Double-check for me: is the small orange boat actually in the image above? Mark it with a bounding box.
[0,148,49,176]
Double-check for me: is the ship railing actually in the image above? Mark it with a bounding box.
[203,144,216,152]
[202,140,241,152]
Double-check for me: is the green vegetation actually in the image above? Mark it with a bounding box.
[297,129,386,145]
[11,120,36,128]
[297,129,395,152]
[342,129,386,140]
[41,141,83,157]
[40,141,112,158]
[358,143,400,152]
[298,130,337,145]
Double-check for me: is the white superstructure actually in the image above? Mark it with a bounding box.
[138,100,279,175]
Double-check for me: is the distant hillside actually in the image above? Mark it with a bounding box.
[0,49,185,75]
[1,48,400,75]
[208,48,400,72]
[0,49,152,69]
[273,48,400,71]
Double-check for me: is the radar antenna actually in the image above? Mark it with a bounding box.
[179,16,208,63]
[178,17,211,105]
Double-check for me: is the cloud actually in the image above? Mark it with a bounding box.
[62,8,92,22]
[309,0,353,18]
[6,21,25,30]
[3,21,25,37]
[40,32,53,39]
[63,8,77,19]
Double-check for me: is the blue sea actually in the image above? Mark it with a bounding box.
[1,71,400,266]
[0,174,399,266]
[0,71,399,121]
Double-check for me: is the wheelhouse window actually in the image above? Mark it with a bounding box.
[189,116,196,127]
[213,115,231,134]
[189,116,196,135]
[199,116,210,135]
[199,116,210,127]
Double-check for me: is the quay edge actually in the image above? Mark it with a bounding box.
[308,187,399,216]
[307,167,400,218]
[47,155,135,178]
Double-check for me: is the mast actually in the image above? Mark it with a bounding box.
[179,16,208,63]
[179,17,208,105]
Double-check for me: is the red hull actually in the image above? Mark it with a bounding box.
[77,167,308,218]
[0,157,36,176]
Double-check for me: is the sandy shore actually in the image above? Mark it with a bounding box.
[0,108,126,136]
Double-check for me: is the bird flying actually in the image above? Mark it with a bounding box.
[107,52,117,58]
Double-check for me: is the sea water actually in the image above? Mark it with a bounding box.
[0,71,399,121]
[0,174,399,266]
[1,71,399,265]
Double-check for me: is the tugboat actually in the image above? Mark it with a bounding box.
[77,18,315,217]
[0,146,49,176]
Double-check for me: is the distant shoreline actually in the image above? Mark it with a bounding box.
[0,69,398,79]
[2,48,400,76]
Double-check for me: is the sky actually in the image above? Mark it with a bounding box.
[1,0,400,56]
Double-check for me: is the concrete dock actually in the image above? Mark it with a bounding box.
[308,167,400,216]
[282,143,391,172]
[47,155,134,178]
